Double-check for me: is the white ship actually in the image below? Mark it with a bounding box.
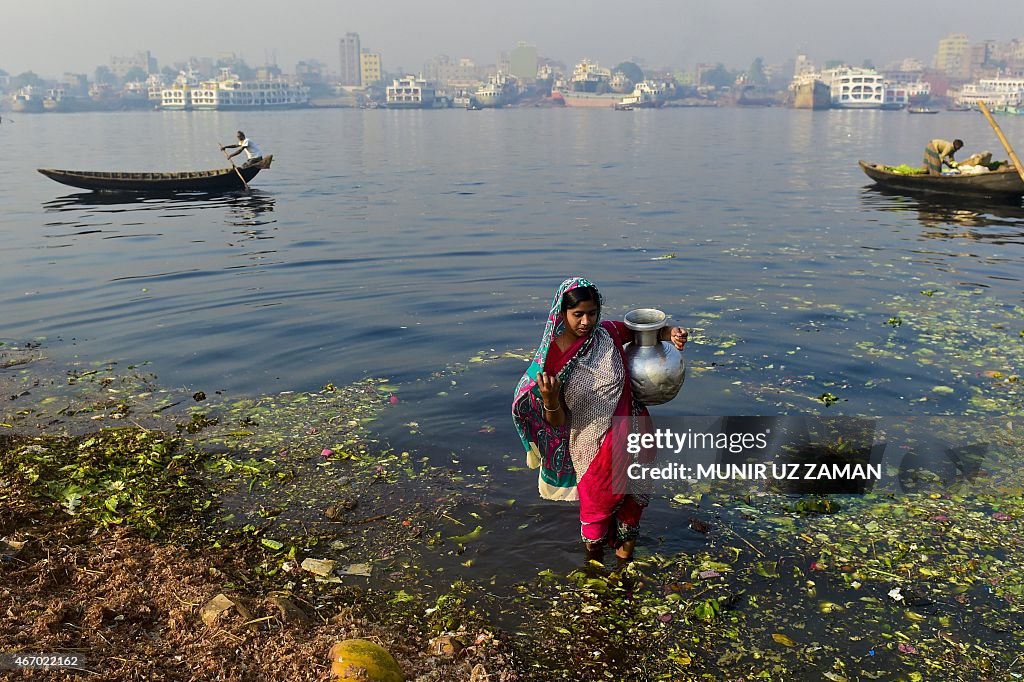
[160,68,309,110]
[823,67,886,108]
[385,75,438,109]
[470,72,517,108]
[617,81,666,108]
[186,69,309,110]
[955,78,1024,109]
[160,69,200,110]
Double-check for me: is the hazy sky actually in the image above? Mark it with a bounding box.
[4,0,1022,78]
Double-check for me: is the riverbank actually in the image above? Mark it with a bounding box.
[2,345,1023,680]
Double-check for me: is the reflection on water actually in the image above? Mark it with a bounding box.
[860,186,1024,241]
[224,191,276,228]
[43,189,277,228]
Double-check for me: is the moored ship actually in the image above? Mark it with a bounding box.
[788,75,830,109]
[954,77,1024,110]
[554,59,624,107]
[10,86,44,113]
[617,81,666,108]
[165,68,309,111]
[159,68,308,111]
[569,59,612,92]
[823,66,886,109]
[553,89,622,108]
[385,75,442,109]
[470,72,517,108]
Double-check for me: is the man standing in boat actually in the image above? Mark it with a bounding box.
[221,131,264,168]
[923,138,963,176]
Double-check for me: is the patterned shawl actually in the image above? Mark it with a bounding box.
[512,277,626,501]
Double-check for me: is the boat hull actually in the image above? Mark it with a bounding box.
[37,156,273,193]
[11,98,44,113]
[557,91,621,108]
[858,160,1024,199]
[791,81,831,109]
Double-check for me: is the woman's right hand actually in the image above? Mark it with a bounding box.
[536,372,561,408]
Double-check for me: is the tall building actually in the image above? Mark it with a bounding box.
[424,55,482,88]
[339,33,361,86]
[934,33,969,78]
[110,51,156,79]
[510,42,538,83]
[968,40,997,79]
[360,51,382,86]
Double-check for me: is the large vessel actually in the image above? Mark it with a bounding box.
[470,72,517,108]
[160,68,309,111]
[955,78,1024,109]
[882,85,909,110]
[182,69,308,110]
[788,74,830,109]
[10,86,44,113]
[617,81,666,108]
[553,89,622,108]
[823,67,886,108]
[569,59,612,92]
[552,59,624,107]
[160,69,199,110]
[385,75,440,109]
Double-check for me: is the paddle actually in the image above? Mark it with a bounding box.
[219,143,251,192]
[977,100,1024,187]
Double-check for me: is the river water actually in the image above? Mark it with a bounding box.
[3,107,1024,574]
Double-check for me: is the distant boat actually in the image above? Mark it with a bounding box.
[37,156,273,193]
[470,72,517,108]
[385,75,444,109]
[160,68,309,111]
[10,86,43,113]
[908,107,939,114]
[617,81,666,109]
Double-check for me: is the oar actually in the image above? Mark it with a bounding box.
[977,100,1024,187]
[219,143,251,192]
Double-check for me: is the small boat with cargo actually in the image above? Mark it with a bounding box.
[858,160,1024,199]
[37,156,273,193]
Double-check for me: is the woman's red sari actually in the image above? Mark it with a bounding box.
[544,320,650,546]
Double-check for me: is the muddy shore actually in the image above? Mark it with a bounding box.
[2,345,1023,681]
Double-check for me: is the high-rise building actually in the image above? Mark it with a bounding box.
[424,55,482,88]
[934,33,970,78]
[110,51,156,79]
[510,42,538,83]
[360,51,382,86]
[339,33,361,86]
[968,40,997,79]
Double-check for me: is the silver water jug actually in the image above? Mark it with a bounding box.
[623,308,686,405]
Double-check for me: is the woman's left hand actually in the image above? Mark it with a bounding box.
[669,326,688,350]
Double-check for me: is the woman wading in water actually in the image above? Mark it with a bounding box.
[511,277,687,568]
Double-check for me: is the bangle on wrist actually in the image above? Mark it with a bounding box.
[542,403,560,412]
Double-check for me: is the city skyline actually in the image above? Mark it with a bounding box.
[3,0,1022,79]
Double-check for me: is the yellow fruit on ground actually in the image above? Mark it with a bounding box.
[329,639,404,682]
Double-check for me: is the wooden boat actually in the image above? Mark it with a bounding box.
[858,160,1024,199]
[907,106,938,114]
[37,155,273,192]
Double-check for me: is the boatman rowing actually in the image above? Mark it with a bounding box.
[923,138,963,176]
[221,131,264,168]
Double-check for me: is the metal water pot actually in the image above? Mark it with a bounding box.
[623,308,686,405]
